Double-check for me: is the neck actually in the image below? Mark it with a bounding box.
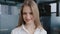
[25,22,35,29]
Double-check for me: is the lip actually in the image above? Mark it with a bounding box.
[25,19,31,22]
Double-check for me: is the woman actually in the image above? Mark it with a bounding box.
[11,0,47,34]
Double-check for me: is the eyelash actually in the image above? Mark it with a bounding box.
[23,13,26,15]
[23,12,33,15]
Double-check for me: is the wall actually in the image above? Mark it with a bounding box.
[0,4,20,34]
[59,1,60,16]
[37,0,56,3]
[50,3,56,12]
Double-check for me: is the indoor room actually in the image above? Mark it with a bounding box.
[0,0,60,34]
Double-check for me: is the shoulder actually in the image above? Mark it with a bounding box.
[40,29,47,34]
[12,26,22,31]
[37,26,47,34]
[11,26,22,34]
[35,28,47,34]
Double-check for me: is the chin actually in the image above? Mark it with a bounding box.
[26,21,34,23]
[26,21,30,23]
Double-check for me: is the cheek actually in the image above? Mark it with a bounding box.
[31,16,35,20]
[23,15,26,19]
[23,15,35,21]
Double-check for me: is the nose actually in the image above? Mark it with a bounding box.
[26,14,31,19]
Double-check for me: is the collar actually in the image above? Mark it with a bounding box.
[22,24,30,34]
[22,24,41,34]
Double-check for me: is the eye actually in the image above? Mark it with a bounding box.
[23,12,27,15]
[30,12,33,15]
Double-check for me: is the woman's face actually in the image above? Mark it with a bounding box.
[23,6,34,24]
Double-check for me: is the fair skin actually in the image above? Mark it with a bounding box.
[23,5,36,34]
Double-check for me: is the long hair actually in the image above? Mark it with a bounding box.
[17,0,43,29]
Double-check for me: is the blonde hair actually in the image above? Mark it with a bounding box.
[17,0,43,29]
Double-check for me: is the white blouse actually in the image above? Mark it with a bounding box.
[11,25,47,34]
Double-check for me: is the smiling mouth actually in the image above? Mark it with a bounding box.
[26,19,31,22]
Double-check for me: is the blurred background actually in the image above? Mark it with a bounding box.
[0,0,60,34]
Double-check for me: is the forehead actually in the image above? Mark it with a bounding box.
[23,5,32,12]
